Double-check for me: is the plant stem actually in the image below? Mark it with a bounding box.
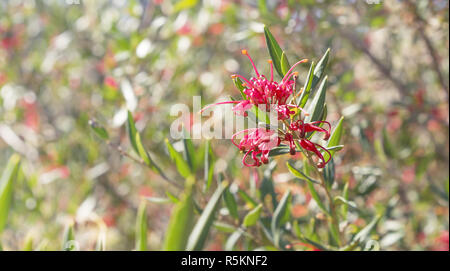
[303,150,343,247]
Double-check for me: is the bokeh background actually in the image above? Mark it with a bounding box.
[0,0,448,251]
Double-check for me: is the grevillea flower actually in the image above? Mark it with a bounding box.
[231,128,280,167]
[200,50,308,117]
[201,49,334,168]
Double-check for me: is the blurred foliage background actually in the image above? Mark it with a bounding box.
[0,0,448,251]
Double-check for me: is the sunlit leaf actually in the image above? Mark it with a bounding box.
[0,154,21,233]
[243,204,262,227]
[286,161,320,184]
[186,182,228,251]
[135,200,147,251]
[88,119,109,140]
[264,26,285,78]
[165,139,192,178]
[163,178,195,251]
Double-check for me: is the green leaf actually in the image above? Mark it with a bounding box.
[62,222,76,251]
[334,196,356,209]
[280,51,291,76]
[213,222,237,233]
[0,154,21,233]
[324,116,344,161]
[233,77,247,100]
[286,161,320,184]
[307,182,328,215]
[136,133,151,166]
[311,48,330,91]
[298,61,316,108]
[203,140,214,192]
[126,111,138,154]
[186,182,228,251]
[306,75,328,124]
[135,200,148,251]
[165,139,192,178]
[264,26,285,78]
[166,190,180,203]
[238,189,258,209]
[271,190,291,246]
[243,204,263,227]
[323,158,335,189]
[341,181,350,220]
[163,178,195,251]
[183,135,195,171]
[88,119,109,140]
[223,187,239,220]
[353,215,382,244]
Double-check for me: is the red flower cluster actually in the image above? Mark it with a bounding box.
[202,50,333,168]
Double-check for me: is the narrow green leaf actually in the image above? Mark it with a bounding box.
[126,111,138,154]
[307,182,328,215]
[341,181,350,220]
[233,77,247,100]
[243,204,263,227]
[334,196,356,209]
[264,26,284,78]
[186,182,227,251]
[136,133,151,166]
[280,51,291,76]
[311,48,330,91]
[165,190,180,203]
[306,75,328,124]
[183,134,195,171]
[223,187,239,220]
[238,189,258,209]
[88,119,109,140]
[323,158,335,189]
[298,61,316,108]
[213,222,237,233]
[163,178,195,251]
[62,222,76,251]
[353,215,382,244]
[165,139,192,178]
[286,161,320,184]
[203,140,214,192]
[0,154,21,233]
[135,200,148,251]
[271,190,291,246]
[324,116,344,161]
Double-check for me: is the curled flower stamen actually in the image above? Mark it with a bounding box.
[242,49,260,78]
[232,74,254,88]
[282,59,308,83]
[268,60,274,82]
[199,100,240,114]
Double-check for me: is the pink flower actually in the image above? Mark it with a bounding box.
[232,128,280,167]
